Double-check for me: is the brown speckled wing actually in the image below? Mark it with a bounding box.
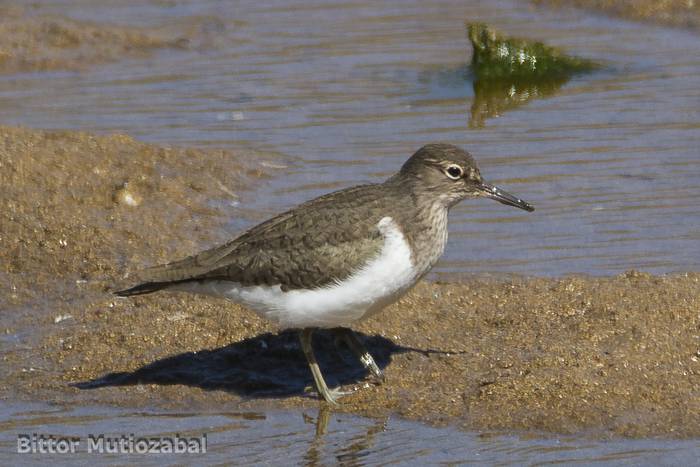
[136,184,390,291]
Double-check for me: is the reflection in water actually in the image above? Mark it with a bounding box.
[335,414,387,465]
[302,407,330,466]
[2,402,698,465]
[470,75,570,127]
[303,406,389,466]
[416,61,572,129]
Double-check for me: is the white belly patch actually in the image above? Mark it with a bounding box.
[174,217,418,328]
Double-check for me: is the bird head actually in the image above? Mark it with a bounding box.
[398,143,534,212]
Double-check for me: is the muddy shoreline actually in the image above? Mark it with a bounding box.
[1,125,698,438]
[0,6,194,74]
[534,0,700,31]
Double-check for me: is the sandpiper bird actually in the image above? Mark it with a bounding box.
[116,143,533,404]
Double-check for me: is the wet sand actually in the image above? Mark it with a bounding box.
[1,125,698,438]
[0,6,189,73]
[534,0,700,30]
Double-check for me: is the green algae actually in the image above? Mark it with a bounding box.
[467,23,599,127]
[468,23,598,80]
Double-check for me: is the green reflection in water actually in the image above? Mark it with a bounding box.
[467,23,599,127]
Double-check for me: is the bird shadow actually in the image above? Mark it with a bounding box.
[72,330,448,399]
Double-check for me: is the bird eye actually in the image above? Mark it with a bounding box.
[445,165,463,180]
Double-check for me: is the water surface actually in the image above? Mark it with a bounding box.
[2,402,699,465]
[1,0,698,277]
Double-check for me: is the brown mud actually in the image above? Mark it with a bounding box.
[1,125,698,438]
[534,0,700,31]
[0,6,190,73]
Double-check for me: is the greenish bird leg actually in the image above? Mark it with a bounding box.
[300,328,352,405]
[334,328,385,382]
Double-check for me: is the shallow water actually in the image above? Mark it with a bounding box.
[1,0,698,277]
[2,402,699,466]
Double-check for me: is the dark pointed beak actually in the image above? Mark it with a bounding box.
[478,182,534,212]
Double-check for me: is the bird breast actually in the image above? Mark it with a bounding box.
[412,201,449,274]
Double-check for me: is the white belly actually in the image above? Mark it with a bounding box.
[174,217,420,328]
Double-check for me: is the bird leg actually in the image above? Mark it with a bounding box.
[299,328,351,405]
[334,328,385,383]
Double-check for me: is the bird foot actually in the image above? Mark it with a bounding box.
[304,384,355,405]
[369,370,386,385]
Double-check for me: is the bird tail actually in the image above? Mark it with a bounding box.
[114,281,171,297]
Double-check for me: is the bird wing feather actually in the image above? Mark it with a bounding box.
[131,184,390,291]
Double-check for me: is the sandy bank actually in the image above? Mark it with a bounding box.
[0,6,189,73]
[534,0,700,31]
[0,124,265,333]
[1,126,698,438]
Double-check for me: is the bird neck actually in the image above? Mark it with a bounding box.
[384,177,450,275]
